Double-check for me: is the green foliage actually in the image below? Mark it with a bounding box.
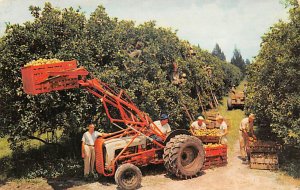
[279,147,300,178]
[0,3,242,153]
[245,59,250,65]
[231,47,246,76]
[212,43,226,61]
[246,4,300,148]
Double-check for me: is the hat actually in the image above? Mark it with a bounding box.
[197,116,204,120]
[249,113,255,119]
[216,115,224,120]
[160,114,169,120]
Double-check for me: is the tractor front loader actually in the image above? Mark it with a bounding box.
[21,60,205,190]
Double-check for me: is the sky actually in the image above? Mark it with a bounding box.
[0,0,289,61]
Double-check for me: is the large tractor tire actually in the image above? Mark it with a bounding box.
[227,98,233,110]
[115,163,142,190]
[163,135,205,179]
[163,136,177,171]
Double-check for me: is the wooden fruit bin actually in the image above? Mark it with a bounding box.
[203,155,227,170]
[248,140,281,153]
[250,153,279,170]
[21,60,78,95]
[192,129,221,143]
[197,135,220,143]
[204,144,227,157]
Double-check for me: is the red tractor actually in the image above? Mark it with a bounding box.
[21,60,205,190]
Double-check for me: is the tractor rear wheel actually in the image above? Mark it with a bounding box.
[115,163,142,190]
[163,135,205,179]
[227,98,233,110]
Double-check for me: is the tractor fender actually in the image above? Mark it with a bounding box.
[164,129,191,145]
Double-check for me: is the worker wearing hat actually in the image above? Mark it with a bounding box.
[239,113,256,163]
[216,115,228,145]
[81,123,105,179]
[152,113,171,135]
[191,116,206,132]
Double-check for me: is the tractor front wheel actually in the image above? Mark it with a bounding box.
[163,135,205,179]
[115,163,142,190]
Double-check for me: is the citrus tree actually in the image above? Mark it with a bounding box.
[246,2,300,148]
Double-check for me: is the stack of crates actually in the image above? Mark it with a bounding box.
[203,144,227,170]
[192,111,228,170]
[248,140,280,170]
[204,110,219,129]
[204,110,231,129]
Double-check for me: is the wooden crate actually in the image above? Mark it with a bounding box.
[205,144,227,157]
[248,140,280,153]
[21,60,78,95]
[250,153,279,170]
[250,163,279,170]
[203,155,227,170]
[197,135,220,143]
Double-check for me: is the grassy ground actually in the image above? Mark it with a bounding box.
[0,130,63,160]
[0,131,65,182]
[217,81,247,155]
[0,137,12,159]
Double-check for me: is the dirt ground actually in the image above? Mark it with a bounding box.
[1,140,300,190]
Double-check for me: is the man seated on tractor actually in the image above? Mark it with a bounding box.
[150,113,171,144]
[190,116,206,133]
[150,114,171,159]
[81,122,105,179]
[151,113,171,139]
[239,113,256,164]
[216,115,228,145]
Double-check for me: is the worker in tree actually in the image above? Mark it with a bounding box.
[216,115,228,145]
[205,66,212,78]
[81,123,104,179]
[191,116,206,132]
[231,85,236,94]
[189,46,196,56]
[129,41,143,58]
[171,62,187,85]
[239,114,256,164]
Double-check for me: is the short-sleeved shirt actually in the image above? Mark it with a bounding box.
[152,120,171,135]
[191,121,206,130]
[82,131,101,146]
[240,117,252,132]
[219,121,227,132]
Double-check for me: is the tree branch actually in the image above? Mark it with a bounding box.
[26,135,62,146]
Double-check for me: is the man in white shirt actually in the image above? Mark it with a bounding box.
[152,114,171,136]
[216,115,228,145]
[81,123,103,178]
[239,114,256,163]
[191,116,206,132]
[150,114,171,159]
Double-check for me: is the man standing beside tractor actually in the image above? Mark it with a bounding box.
[81,123,104,179]
[239,114,256,164]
